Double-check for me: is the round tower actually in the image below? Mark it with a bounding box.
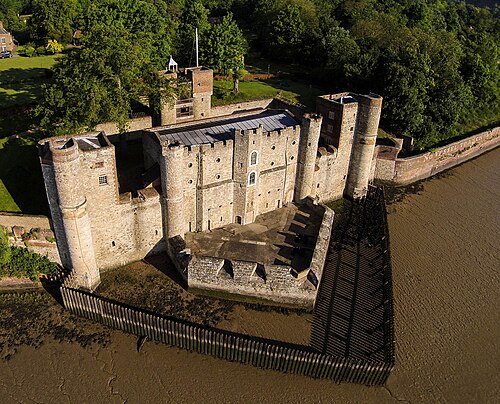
[346,94,382,199]
[161,142,186,239]
[41,138,100,290]
[294,113,322,202]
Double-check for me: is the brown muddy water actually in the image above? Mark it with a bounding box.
[1,148,499,403]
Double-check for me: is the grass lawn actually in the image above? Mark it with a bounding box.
[0,55,60,138]
[0,136,49,214]
[213,78,325,109]
[0,55,60,108]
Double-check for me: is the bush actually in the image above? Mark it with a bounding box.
[0,227,11,266]
[36,46,46,56]
[24,46,36,57]
[0,246,59,281]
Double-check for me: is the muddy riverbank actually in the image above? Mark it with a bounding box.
[0,148,498,403]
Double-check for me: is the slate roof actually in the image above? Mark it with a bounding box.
[156,110,299,146]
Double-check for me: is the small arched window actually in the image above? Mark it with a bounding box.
[248,171,256,186]
[250,151,258,166]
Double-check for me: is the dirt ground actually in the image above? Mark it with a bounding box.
[0,148,498,403]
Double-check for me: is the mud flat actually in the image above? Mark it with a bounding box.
[0,148,499,403]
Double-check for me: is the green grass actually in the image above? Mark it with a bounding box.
[0,136,48,214]
[0,55,60,109]
[213,78,325,109]
[0,55,60,138]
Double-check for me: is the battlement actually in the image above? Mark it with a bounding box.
[38,132,113,163]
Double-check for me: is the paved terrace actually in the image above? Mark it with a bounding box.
[184,204,324,273]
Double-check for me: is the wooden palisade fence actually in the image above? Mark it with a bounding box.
[59,186,394,385]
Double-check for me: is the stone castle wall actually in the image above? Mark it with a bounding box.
[95,115,153,136]
[188,257,317,307]
[210,99,274,118]
[374,127,499,185]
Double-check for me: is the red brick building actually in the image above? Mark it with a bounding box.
[0,21,15,53]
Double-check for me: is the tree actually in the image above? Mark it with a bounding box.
[35,25,175,135]
[29,0,77,44]
[268,4,305,63]
[201,13,247,92]
[175,0,210,66]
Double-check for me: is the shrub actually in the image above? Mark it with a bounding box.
[24,46,36,57]
[0,246,59,281]
[0,227,11,266]
[36,46,46,56]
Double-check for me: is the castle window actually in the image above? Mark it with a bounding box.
[327,124,333,133]
[290,156,294,160]
[188,162,193,168]
[216,158,220,163]
[271,161,274,166]
[292,141,296,145]
[216,174,221,179]
[98,175,108,185]
[112,241,115,247]
[250,151,258,166]
[188,179,193,184]
[271,145,276,150]
[248,171,256,186]
[328,111,335,119]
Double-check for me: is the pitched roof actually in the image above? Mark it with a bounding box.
[156,110,299,146]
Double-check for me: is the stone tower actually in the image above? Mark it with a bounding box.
[295,114,322,202]
[345,93,383,199]
[188,67,213,120]
[38,138,100,290]
[160,142,186,240]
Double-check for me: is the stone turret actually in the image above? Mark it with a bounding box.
[38,138,100,290]
[160,142,186,240]
[295,113,322,202]
[345,93,382,199]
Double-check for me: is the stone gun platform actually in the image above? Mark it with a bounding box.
[185,203,324,273]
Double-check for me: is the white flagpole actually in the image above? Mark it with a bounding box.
[195,28,199,67]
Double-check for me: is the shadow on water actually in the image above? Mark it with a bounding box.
[311,194,394,362]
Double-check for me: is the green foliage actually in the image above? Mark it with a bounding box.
[35,2,176,135]
[29,0,77,44]
[0,246,59,281]
[202,13,247,75]
[0,227,11,267]
[175,0,210,66]
[268,4,305,63]
[46,39,63,54]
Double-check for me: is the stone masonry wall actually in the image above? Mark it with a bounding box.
[210,99,274,118]
[188,257,317,308]
[374,127,499,185]
[0,214,62,265]
[79,143,165,269]
[95,116,153,136]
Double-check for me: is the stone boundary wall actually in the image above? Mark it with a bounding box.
[59,283,393,385]
[374,127,499,185]
[0,212,51,230]
[210,99,274,118]
[95,115,153,136]
[0,213,62,264]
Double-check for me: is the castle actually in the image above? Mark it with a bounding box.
[38,66,382,304]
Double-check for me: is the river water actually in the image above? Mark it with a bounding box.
[0,148,498,403]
